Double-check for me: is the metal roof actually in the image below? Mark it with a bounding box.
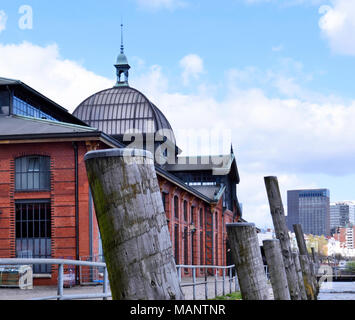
[0,114,97,136]
[73,86,175,141]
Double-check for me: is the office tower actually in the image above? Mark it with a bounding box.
[330,201,355,234]
[287,189,330,236]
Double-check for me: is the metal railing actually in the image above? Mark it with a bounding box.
[0,259,245,300]
[176,264,240,300]
[0,258,111,300]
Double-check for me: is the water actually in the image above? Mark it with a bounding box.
[318,281,355,300]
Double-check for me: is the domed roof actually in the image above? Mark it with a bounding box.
[116,53,129,66]
[73,86,175,140]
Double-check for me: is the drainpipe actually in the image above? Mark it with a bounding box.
[73,142,79,284]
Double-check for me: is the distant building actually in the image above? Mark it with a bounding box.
[286,189,330,236]
[333,225,355,250]
[330,201,355,234]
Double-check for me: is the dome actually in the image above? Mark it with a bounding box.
[73,86,175,141]
[116,53,129,66]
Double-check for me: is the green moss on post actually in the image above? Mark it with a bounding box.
[85,149,184,300]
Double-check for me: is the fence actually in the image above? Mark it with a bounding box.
[0,258,110,300]
[79,255,105,285]
[0,259,251,300]
[176,264,240,300]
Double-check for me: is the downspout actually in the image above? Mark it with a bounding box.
[73,142,79,284]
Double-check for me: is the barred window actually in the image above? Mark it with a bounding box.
[15,156,50,191]
[15,200,51,273]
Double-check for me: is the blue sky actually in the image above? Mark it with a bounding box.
[1,0,355,228]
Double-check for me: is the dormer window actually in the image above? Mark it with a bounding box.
[13,96,57,121]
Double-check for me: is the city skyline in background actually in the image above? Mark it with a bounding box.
[1,0,355,228]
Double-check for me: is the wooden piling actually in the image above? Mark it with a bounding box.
[293,224,317,300]
[84,148,184,300]
[263,239,291,300]
[227,223,271,300]
[264,176,302,300]
[292,252,308,300]
[311,247,319,276]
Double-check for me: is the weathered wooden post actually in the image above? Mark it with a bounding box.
[292,251,308,300]
[311,247,319,276]
[264,176,302,300]
[227,223,271,300]
[84,148,184,300]
[293,224,317,300]
[263,239,291,300]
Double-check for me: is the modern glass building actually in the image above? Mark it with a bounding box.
[286,189,330,236]
[330,201,355,234]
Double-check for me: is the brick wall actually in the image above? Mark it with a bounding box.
[0,140,238,285]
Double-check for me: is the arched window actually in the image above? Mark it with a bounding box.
[15,156,50,191]
[183,200,188,221]
[174,196,179,219]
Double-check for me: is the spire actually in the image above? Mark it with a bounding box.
[120,23,124,54]
[114,23,131,87]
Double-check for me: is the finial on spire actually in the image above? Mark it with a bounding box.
[120,23,124,54]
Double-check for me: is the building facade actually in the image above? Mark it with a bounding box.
[333,225,355,250]
[286,189,330,236]
[330,201,355,235]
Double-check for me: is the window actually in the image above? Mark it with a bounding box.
[191,231,195,265]
[174,196,179,219]
[200,231,204,266]
[174,224,179,263]
[200,208,203,228]
[15,200,51,273]
[184,227,188,271]
[191,206,194,224]
[183,200,188,221]
[15,156,50,191]
[162,193,167,212]
[13,96,57,121]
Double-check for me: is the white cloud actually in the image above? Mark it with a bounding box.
[2,41,355,228]
[319,0,355,55]
[0,42,113,111]
[0,10,7,33]
[129,62,355,228]
[179,54,204,85]
[135,0,187,10]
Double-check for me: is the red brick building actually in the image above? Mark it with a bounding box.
[0,47,242,285]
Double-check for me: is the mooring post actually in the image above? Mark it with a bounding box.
[292,251,308,300]
[311,247,319,275]
[293,224,317,300]
[84,148,184,300]
[226,223,271,300]
[263,239,291,300]
[310,246,320,295]
[264,176,302,300]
